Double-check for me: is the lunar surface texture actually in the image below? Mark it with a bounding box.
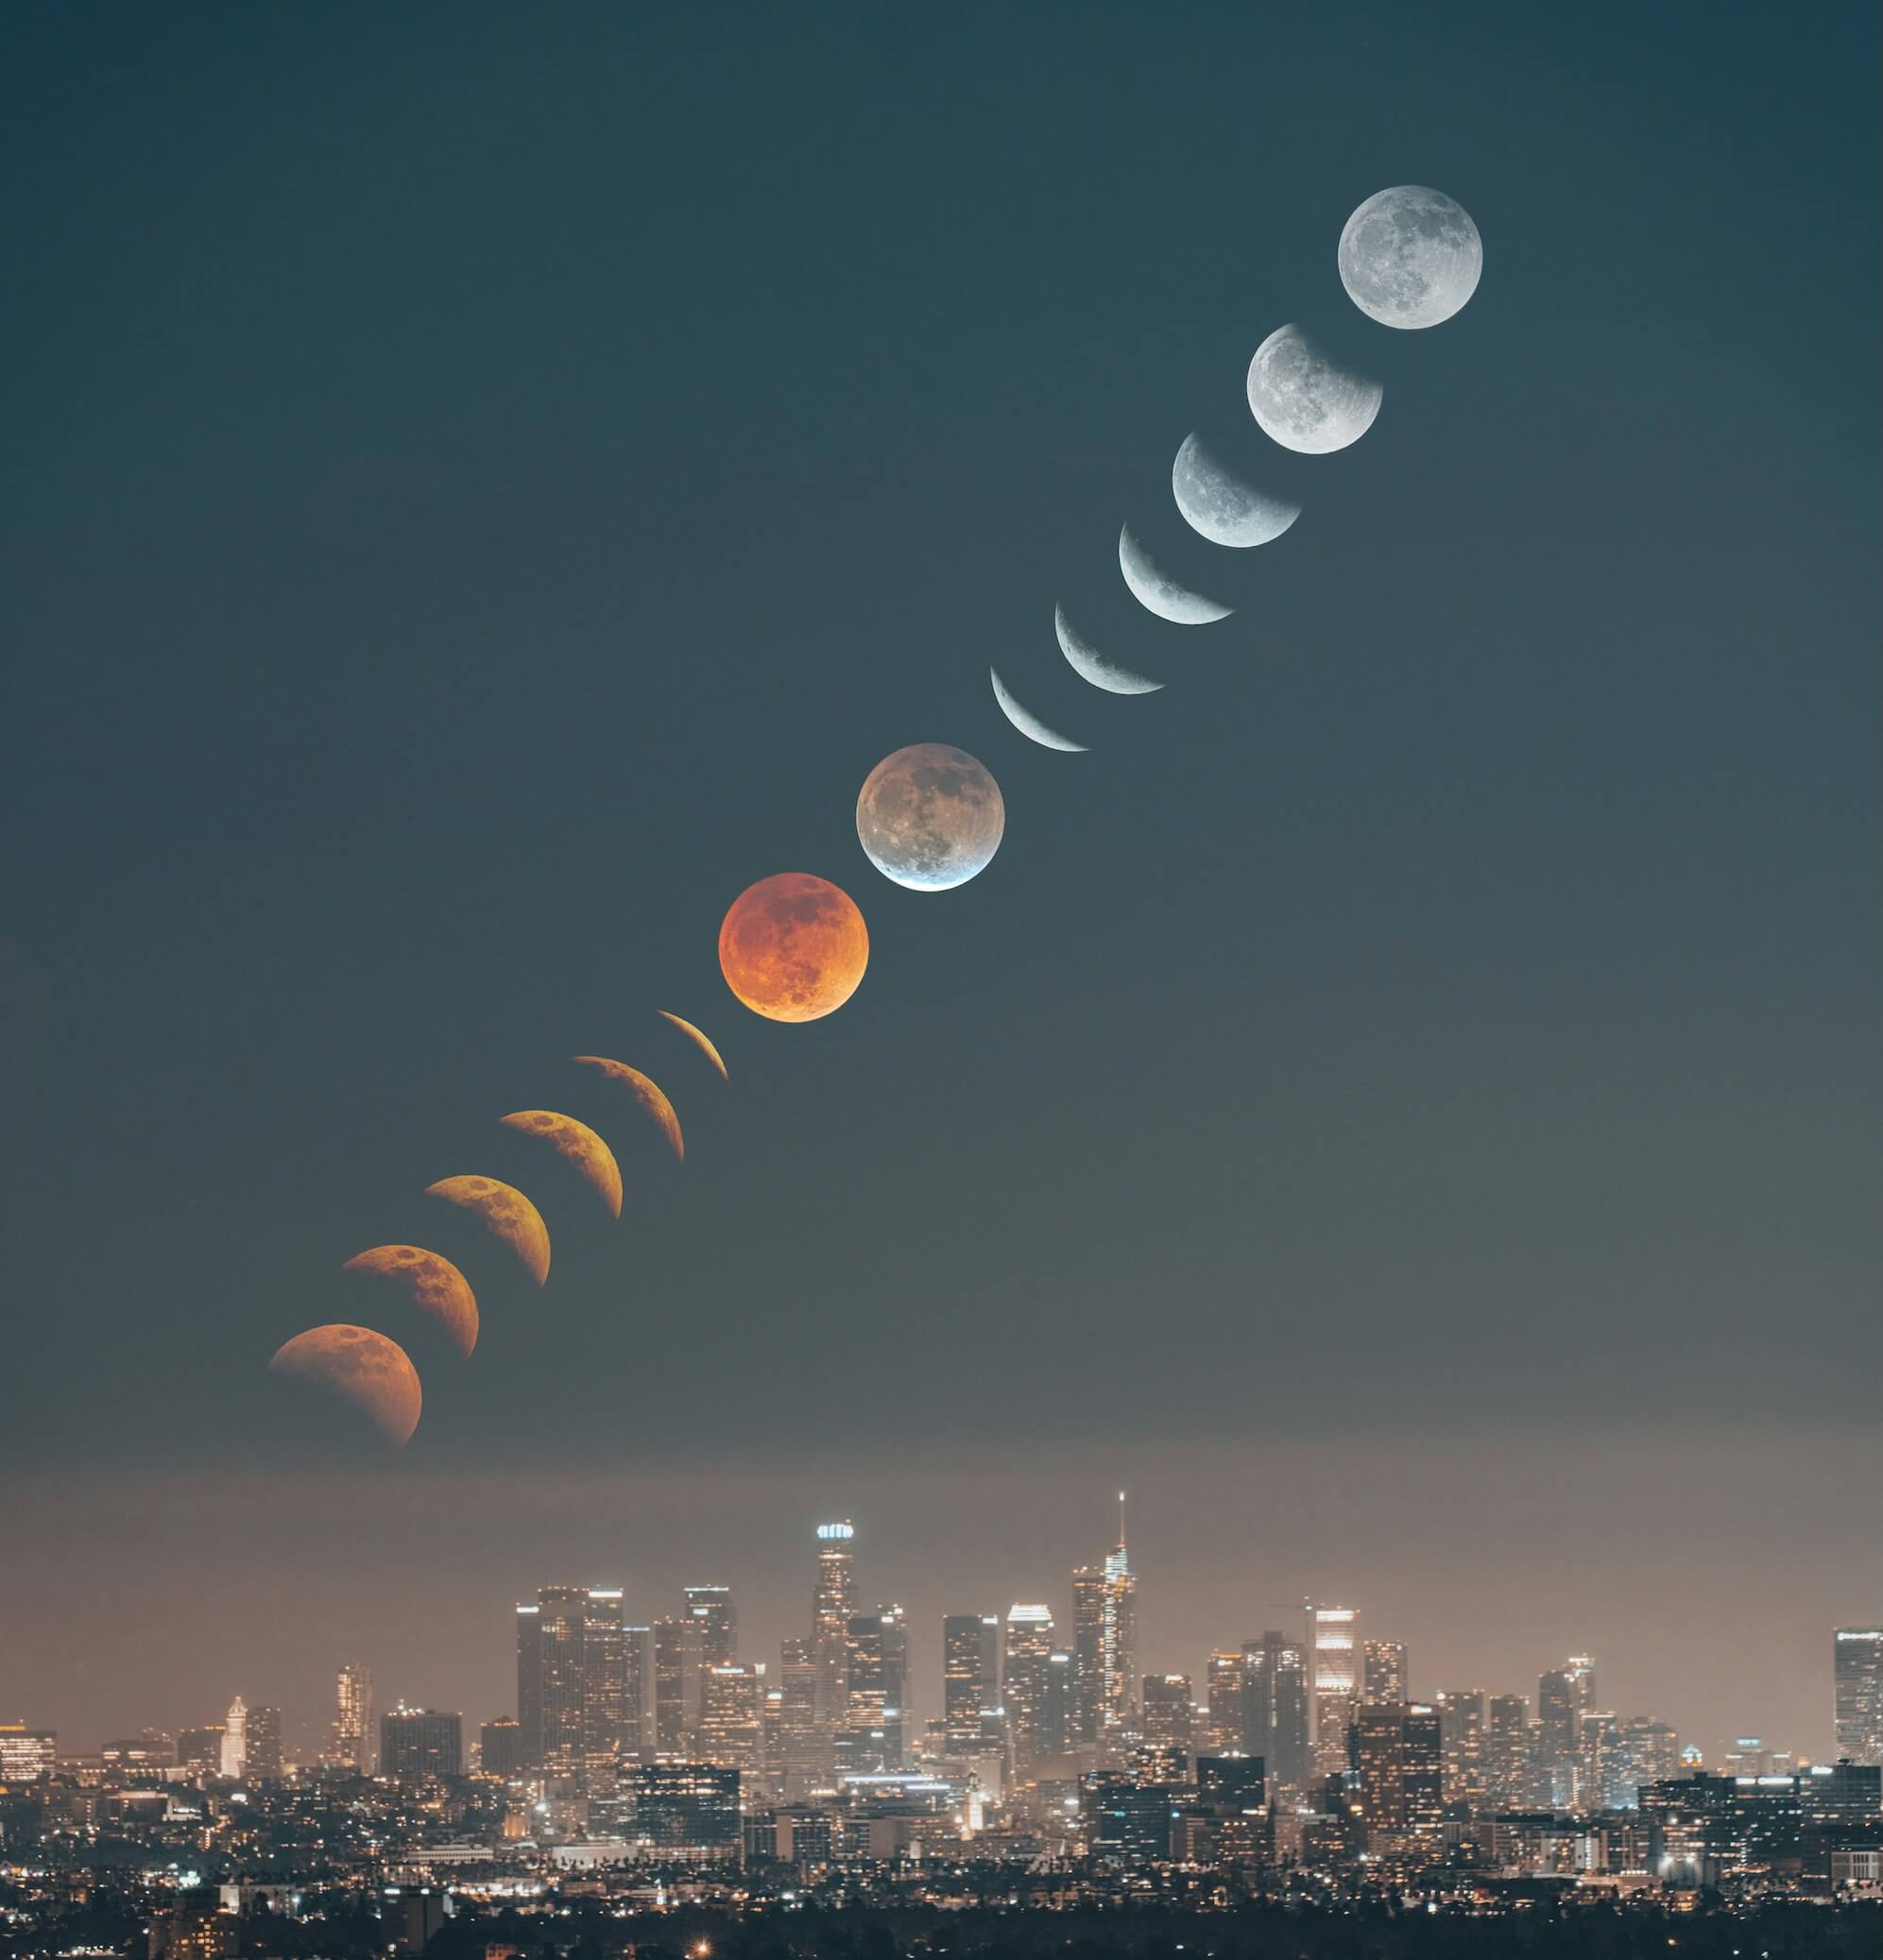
[1246,322,1383,454]
[342,1244,479,1357]
[1172,433,1301,548]
[719,872,869,1021]
[269,1323,422,1446]
[1338,184,1481,329]
[856,743,1005,891]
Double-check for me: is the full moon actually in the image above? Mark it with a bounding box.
[269,1323,422,1447]
[1246,322,1382,454]
[1338,185,1481,329]
[856,743,1004,891]
[719,872,869,1021]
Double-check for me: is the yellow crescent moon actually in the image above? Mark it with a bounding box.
[659,1010,728,1082]
[425,1175,551,1285]
[498,1110,624,1217]
[342,1245,480,1358]
[269,1323,422,1447]
[570,1059,685,1164]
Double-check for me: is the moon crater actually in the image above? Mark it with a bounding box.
[719,873,869,1022]
[856,743,1005,891]
[1246,322,1382,454]
[1338,184,1481,329]
[1172,434,1301,548]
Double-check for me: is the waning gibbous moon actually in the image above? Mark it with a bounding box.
[1246,322,1382,454]
[658,1011,728,1082]
[425,1175,551,1285]
[342,1245,479,1358]
[569,1058,686,1164]
[500,1110,625,1216]
[1338,185,1481,329]
[1118,523,1232,623]
[1171,434,1301,548]
[1054,605,1162,695]
[269,1323,422,1447]
[990,668,1087,753]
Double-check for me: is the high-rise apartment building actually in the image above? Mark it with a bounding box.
[325,1663,372,1773]
[1140,1674,1194,1754]
[1241,1630,1309,1791]
[1362,1640,1409,1705]
[1310,1606,1360,1777]
[380,1705,464,1779]
[942,1613,1000,1753]
[1070,1503,1136,1753]
[1834,1628,1883,1764]
[1003,1603,1057,1782]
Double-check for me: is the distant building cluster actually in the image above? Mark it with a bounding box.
[2,1533,1878,1943]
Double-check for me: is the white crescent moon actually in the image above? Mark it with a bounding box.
[990,669,1087,752]
[1054,605,1162,695]
[1118,524,1231,624]
[1172,434,1301,549]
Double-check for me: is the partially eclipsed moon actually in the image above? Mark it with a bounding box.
[342,1245,479,1358]
[658,1011,728,1082]
[719,873,869,1022]
[1338,185,1481,329]
[570,1059,685,1164]
[1246,322,1382,454]
[1118,524,1232,623]
[990,669,1087,752]
[425,1175,551,1284]
[1172,434,1301,548]
[500,1110,625,1216]
[856,743,1005,890]
[270,1323,422,1447]
[1054,605,1162,695]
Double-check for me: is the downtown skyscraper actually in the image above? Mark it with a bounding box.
[1070,1499,1136,1755]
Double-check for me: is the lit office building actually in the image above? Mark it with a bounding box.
[244,1706,283,1781]
[633,1761,742,1860]
[1310,1606,1360,1778]
[1070,1502,1136,1753]
[1834,1628,1883,1764]
[515,1606,542,1764]
[1362,1640,1408,1705]
[1618,1715,1681,1794]
[778,1634,825,1797]
[326,1662,372,1773]
[515,1584,639,1785]
[1204,1651,1244,1756]
[942,1613,1000,1753]
[579,1590,629,1793]
[1349,1701,1444,1862]
[177,1727,224,1776]
[380,1705,464,1779]
[1241,1630,1310,1792]
[842,1606,908,1773]
[812,1522,857,1744]
[1536,1658,1593,1807]
[1484,1693,1532,1807]
[1140,1674,1195,1754]
[1434,1688,1486,1807]
[697,1662,767,1770]
[1003,1603,1056,1782]
[653,1614,703,1755]
[479,1717,523,1777]
[534,1585,590,1775]
[685,1586,738,1669]
[219,1696,247,1780]
[0,1726,57,1783]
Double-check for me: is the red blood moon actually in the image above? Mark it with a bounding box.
[269,1323,422,1447]
[718,873,869,1022]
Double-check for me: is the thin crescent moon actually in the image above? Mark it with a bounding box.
[1054,605,1162,696]
[659,1010,728,1082]
[269,1323,422,1447]
[342,1245,480,1358]
[425,1175,551,1286]
[499,1110,625,1217]
[1171,433,1301,548]
[570,1058,685,1164]
[990,669,1087,753]
[1118,524,1232,624]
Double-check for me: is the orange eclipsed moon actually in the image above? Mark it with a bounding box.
[571,1059,684,1163]
[269,1323,422,1446]
[718,873,869,1022]
[658,1010,728,1082]
[342,1244,480,1357]
[425,1174,551,1285]
[499,1110,624,1217]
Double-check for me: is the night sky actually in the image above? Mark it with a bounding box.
[3,4,1876,1762]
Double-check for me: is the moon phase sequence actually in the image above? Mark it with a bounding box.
[270,1324,422,1446]
[1172,434,1301,548]
[856,744,1004,890]
[1119,524,1231,623]
[1247,323,1382,454]
[425,1174,552,1284]
[342,1245,479,1357]
[1339,185,1481,329]
[570,1058,686,1162]
[659,1010,728,1081]
[990,669,1087,753]
[500,1110,625,1216]
[720,873,869,1021]
[1055,606,1161,695]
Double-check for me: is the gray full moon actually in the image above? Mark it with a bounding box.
[1118,523,1232,623]
[1246,322,1382,455]
[1172,433,1301,548]
[855,742,1005,891]
[1338,184,1481,329]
